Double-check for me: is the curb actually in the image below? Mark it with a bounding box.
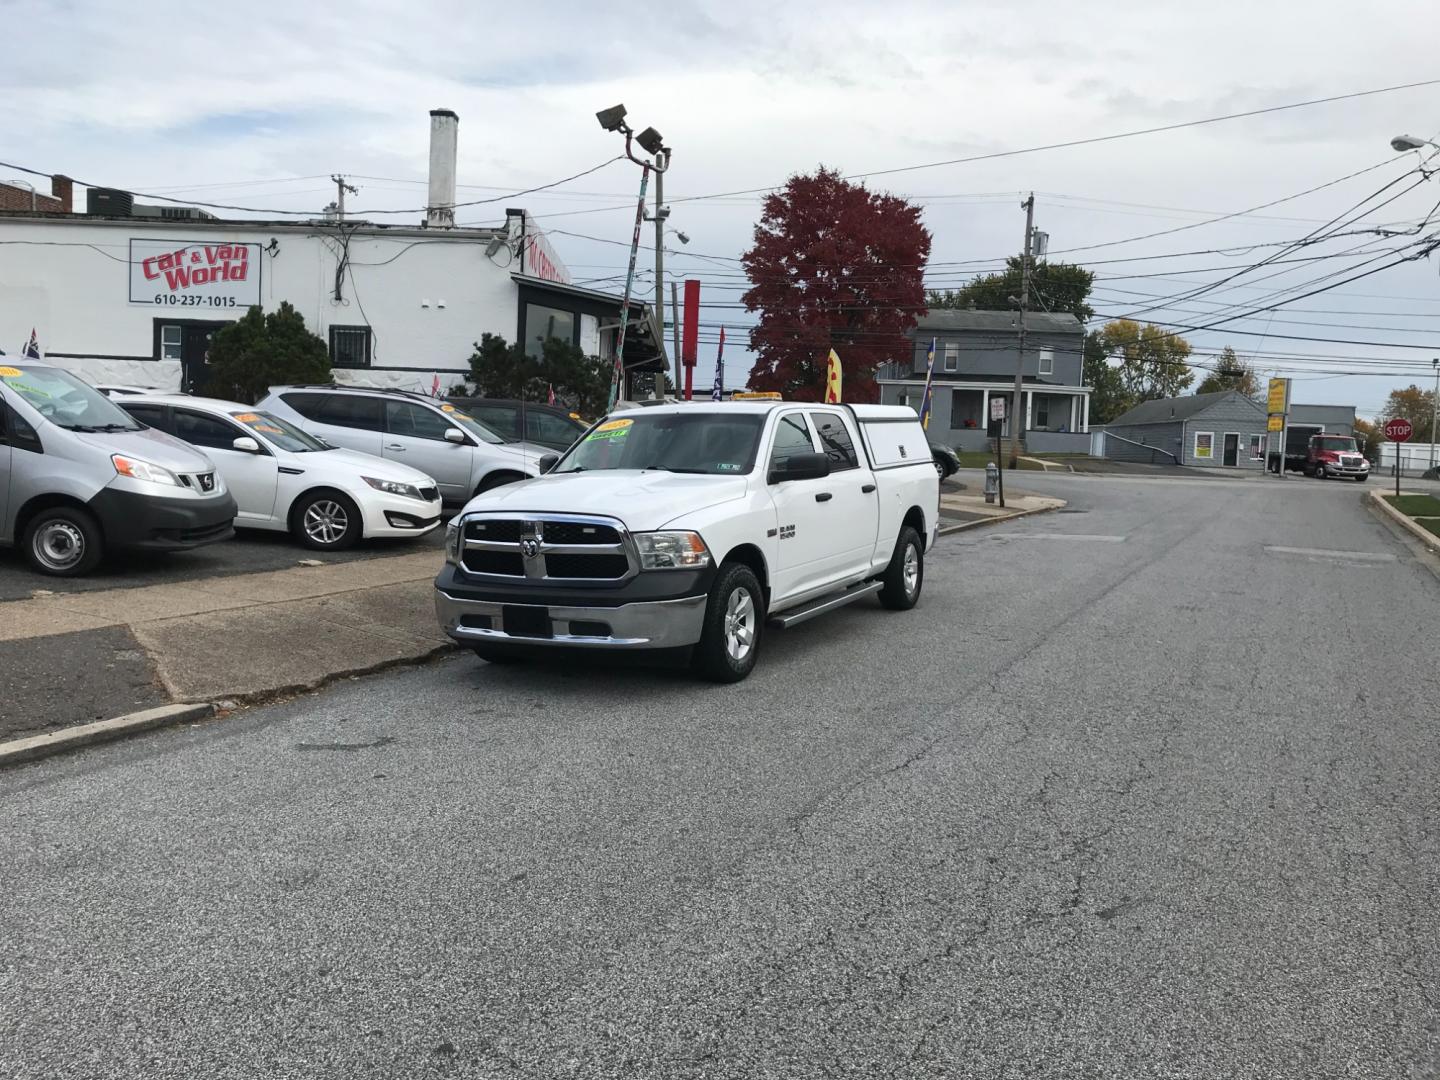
[1367,491,1440,552]
[198,642,460,711]
[938,502,1062,536]
[0,702,215,768]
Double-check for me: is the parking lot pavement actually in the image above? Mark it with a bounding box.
[0,626,166,739]
[0,528,445,602]
[4,473,1440,1078]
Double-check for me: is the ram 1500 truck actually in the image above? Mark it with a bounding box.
[434,401,939,682]
[1304,433,1370,481]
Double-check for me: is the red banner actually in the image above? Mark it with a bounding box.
[682,279,699,366]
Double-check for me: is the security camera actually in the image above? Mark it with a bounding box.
[675,230,690,245]
[596,104,628,132]
[484,236,507,258]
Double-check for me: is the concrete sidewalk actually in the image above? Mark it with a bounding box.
[938,488,1065,532]
[2,551,450,707]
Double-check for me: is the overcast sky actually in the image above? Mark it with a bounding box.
[8,0,1440,416]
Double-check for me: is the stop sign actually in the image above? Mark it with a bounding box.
[1384,417,1414,442]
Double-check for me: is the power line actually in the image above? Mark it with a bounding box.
[0,155,626,218]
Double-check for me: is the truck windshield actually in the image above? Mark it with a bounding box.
[0,365,144,432]
[555,413,764,475]
[1316,437,1357,452]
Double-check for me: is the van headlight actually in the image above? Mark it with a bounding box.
[445,521,463,565]
[633,531,710,570]
[111,454,179,486]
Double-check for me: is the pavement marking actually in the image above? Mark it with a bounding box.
[1264,546,1397,563]
[993,533,1128,542]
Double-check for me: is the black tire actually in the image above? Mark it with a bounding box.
[1356,473,1368,483]
[22,506,104,577]
[477,471,525,495]
[878,525,924,611]
[291,490,362,551]
[692,561,764,683]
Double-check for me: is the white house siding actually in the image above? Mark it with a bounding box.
[0,215,516,389]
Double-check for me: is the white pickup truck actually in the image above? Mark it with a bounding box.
[434,401,939,681]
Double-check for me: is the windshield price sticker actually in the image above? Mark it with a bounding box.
[253,424,283,434]
[586,417,634,442]
[233,412,260,423]
[0,366,22,378]
[440,404,456,412]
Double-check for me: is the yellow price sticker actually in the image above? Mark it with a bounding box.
[0,366,22,378]
[595,418,633,432]
[233,412,260,423]
[440,403,457,412]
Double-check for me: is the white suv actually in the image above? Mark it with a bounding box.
[257,386,552,505]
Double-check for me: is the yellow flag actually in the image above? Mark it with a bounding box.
[823,349,842,403]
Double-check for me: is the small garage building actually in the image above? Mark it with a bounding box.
[1099,390,1271,469]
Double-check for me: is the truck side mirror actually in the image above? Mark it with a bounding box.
[768,451,830,484]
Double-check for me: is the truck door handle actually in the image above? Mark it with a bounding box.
[861,483,877,493]
[815,492,833,503]
[385,443,405,451]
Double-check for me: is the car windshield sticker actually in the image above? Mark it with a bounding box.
[0,366,21,378]
[440,404,456,412]
[232,412,260,423]
[586,417,633,442]
[717,463,740,471]
[253,424,284,434]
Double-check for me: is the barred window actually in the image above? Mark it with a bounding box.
[329,325,372,369]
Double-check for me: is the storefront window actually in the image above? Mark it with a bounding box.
[160,325,182,361]
[524,303,576,357]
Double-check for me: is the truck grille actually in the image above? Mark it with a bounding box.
[459,514,634,582]
[1340,455,1362,468]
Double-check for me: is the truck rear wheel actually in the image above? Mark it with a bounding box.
[878,526,924,611]
[692,561,763,683]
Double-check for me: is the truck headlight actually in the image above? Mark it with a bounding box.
[111,453,179,486]
[445,521,463,565]
[363,476,424,500]
[634,531,711,570]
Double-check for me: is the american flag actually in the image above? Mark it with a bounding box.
[711,327,726,401]
[22,329,40,359]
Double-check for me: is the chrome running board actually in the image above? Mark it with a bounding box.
[767,580,883,629]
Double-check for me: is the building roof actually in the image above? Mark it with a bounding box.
[1107,390,1264,427]
[0,208,504,240]
[914,309,1084,335]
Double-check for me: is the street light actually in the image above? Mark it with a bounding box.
[596,104,673,399]
[1391,133,1440,152]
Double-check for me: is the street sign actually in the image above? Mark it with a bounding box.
[1385,417,1413,442]
[1267,377,1289,416]
[989,397,1006,421]
[1267,414,1284,432]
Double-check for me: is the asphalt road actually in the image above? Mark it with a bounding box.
[0,526,445,601]
[4,474,1440,1078]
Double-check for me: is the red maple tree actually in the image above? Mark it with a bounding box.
[742,168,930,402]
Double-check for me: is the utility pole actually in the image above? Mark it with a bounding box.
[331,174,358,221]
[671,281,682,398]
[1009,193,1035,468]
[1430,356,1438,472]
[652,150,671,399]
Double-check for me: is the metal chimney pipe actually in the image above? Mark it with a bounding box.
[426,109,458,228]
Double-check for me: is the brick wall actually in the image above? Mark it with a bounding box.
[0,174,73,213]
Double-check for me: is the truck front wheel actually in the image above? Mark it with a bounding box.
[878,526,924,611]
[692,561,763,683]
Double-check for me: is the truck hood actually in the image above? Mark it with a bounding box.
[457,470,751,530]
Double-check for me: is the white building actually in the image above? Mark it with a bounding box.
[0,110,665,394]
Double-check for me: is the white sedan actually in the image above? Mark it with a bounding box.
[117,395,443,550]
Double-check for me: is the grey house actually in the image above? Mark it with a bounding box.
[1099,390,1271,469]
[875,310,1090,452]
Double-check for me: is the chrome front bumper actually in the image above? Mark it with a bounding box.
[434,589,707,649]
